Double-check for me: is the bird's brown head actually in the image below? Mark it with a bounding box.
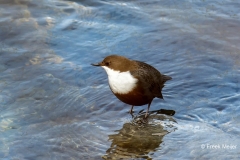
[91,55,135,72]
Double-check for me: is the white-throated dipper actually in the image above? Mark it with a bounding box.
[91,55,172,118]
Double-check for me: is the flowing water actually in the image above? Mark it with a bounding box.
[0,0,240,159]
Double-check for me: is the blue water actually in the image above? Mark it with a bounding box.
[0,0,240,159]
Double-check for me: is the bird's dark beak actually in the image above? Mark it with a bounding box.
[91,62,101,66]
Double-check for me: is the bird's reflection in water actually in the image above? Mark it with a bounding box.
[102,109,176,160]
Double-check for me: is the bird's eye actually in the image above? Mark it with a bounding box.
[105,62,110,66]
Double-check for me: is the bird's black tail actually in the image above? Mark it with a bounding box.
[156,74,172,99]
[162,74,172,84]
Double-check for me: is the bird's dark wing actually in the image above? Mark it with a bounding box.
[162,74,172,83]
[130,61,164,99]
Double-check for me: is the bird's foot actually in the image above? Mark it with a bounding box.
[133,116,148,124]
[144,111,149,119]
[144,115,148,119]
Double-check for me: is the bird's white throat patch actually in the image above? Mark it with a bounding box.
[102,66,138,94]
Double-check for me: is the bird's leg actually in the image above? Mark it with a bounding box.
[129,105,134,114]
[145,101,152,118]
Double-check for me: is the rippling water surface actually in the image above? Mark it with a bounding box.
[0,0,240,159]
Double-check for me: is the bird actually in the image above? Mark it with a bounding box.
[91,55,172,118]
